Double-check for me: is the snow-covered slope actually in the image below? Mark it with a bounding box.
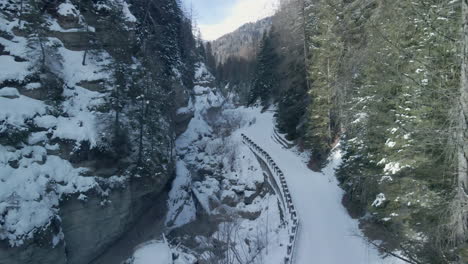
[163,63,290,264]
[0,0,193,263]
[126,239,196,264]
[162,62,405,264]
[0,1,117,248]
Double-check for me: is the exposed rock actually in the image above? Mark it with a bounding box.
[198,168,214,177]
[48,31,93,51]
[238,210,261,221]
[17,86,47,101]
[0,43,5,55]
[77,80,106,93]
[0,0,194,263]
[220,190,238,207]
[61,175,172,264]
[0,240,67,264]
[0,174,172,264]
[55,3,81,29]
[175,110,194,137]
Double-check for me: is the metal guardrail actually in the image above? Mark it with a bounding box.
[241,134,300,264]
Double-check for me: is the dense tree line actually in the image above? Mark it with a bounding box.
[19,0,198,178]
[248,32,279,106]
[207,48,256,104]
[241,0,467,262]
[98,0,198,177]
[323,1,460,262]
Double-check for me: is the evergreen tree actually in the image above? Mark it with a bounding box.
[303,0,343,167]
[329,0,460,260]
[272,0,310,140]
[205,42,217,73]
[248,32,278,106]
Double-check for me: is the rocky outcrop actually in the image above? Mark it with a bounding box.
[0,0,194,263]
[175,110,194,137]
[0,174,172,264]
[0,240,67,264]
[61,175,172,264]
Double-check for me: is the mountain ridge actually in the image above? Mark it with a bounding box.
[210,16,272,66]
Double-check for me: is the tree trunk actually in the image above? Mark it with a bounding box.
[38,33,46,67]
[300,0,311,92]
[82,49,88,66]
[81,0,90,66]
[327,57,332,144]
[137,98,145,165]
[115,109,120,136]
[19,0,23,27]
[459,0,468,194]
[449,0,468,247]
[82,23,89,66]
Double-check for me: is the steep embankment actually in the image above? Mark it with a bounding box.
[130,62,406,264]
[161,63,291,264]
[0,0,194,263]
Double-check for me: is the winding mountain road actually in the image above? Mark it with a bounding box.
[240,109,404,264]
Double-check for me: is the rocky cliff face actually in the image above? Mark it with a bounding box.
[0,0,195,263]
[161,63,289,264]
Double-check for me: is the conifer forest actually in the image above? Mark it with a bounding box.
[0,0,467,263]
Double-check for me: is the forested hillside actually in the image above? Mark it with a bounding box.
[211,17,271,66]
[207,17,272,104]
[237,0,468,262]
[0,0,198,263]
[1,0,467,263]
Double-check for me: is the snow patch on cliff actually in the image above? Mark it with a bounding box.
[0,146,98,246]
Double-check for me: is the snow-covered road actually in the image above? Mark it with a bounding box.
[240,109,404,264]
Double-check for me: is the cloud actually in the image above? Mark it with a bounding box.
[199,0,278,41]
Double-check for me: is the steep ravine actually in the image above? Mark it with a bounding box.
[0,0,193,263]
[89,188,169,264]
[157,63,290,264]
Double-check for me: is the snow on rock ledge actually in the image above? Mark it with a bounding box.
[57,2,79,17]
[0,94,46,129]
[0,145,99,247]
[372,193,387,207]
[127,240,196,264]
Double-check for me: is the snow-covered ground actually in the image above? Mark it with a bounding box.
[0,2,128,247]
[138,63,405,264]
[163,64,290,264]
[237,107,405,264]
[126,239,197,264]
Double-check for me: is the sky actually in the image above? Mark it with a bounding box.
[182,0,279,41]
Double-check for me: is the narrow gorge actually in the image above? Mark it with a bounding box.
[0,0,467,264]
